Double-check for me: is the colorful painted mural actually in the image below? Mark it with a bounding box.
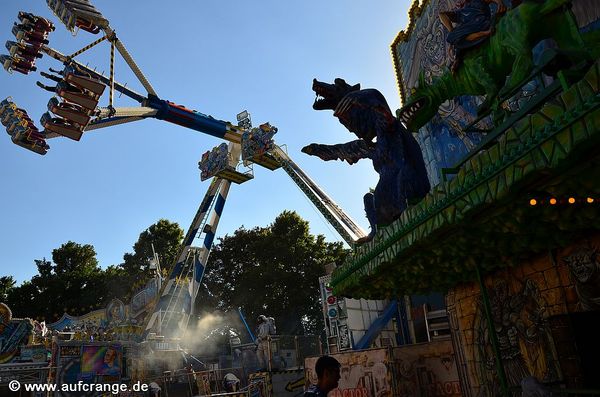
[81,345,122,378]
[51,342,126,396]
[0,303,41,364]
[472,279,561,395]
[392,0,487,186]
[305,348,391,397]
[46,279,157,343]
[391,340,460,397]
[446,233,600,394]
[305,342,460,397]
[391,0,600,186]
[562,243,600,311]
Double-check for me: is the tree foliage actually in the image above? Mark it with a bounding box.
[121,219,184,286]
[2,212,343,338]
[6,243,105,319]
[3,219,184,321]
[0,276,15,302]
[198,211,347,337]
[117,219,183,301]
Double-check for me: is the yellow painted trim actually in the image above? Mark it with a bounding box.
[390,0,433,104]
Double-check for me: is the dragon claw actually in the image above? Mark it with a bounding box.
[301,144,317,155]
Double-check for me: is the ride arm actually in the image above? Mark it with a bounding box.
[301,139,374,165]
[238,307,256,343]
[105,27,158,96]
[41,46,146,103]
[273,146,367,245]
[143,176,232,337]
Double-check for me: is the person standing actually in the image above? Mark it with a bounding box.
[304,356,341,397]
[255,315,275,371]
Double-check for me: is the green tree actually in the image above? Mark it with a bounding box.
[6,281,37,318]
[3,219,184,320]
[199,211,346,337]
[119,219,184,298]
[0,276,15,302]
[6,243,105,320]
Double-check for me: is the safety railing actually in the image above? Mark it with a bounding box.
[231,334,321,372]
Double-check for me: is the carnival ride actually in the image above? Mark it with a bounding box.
[1,0,367,341]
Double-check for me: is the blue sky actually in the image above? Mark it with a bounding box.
[1,0,410,285]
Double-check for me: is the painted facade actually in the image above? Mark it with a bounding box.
[0,303,46,364]
[327,0,600,394]
[392,0,486,186]
[390,341,460,397]
[45,278,159,342]
[305,342,460,397]
[391,0,599,186]
[447,233,600,394]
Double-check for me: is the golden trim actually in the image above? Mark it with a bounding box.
[390,0,433,104]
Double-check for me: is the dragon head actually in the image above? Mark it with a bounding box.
[312,78,360,111]
[397,94,434,132]
[397,72,441,131]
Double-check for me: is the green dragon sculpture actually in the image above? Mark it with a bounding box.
[398,0,597,131]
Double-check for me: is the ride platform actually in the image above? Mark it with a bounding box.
[213,166,254,184]
[245,152,281,170]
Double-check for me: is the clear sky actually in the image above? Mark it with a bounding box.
[1,0,411,285]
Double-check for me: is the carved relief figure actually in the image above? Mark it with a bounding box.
[474,279,560,395]
[398,0,592,130]
[563,244,600,311]
[439,0,506,73]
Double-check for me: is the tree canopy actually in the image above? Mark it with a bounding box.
[2,212,345,342]
[2,219,183,320]
[198,210,346,337]
[0,276,15,302]
[119,219,184,298]
[5,243,105,320]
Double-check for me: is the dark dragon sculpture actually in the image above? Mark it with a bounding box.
[303,78,431,242]
[398,0,597,131]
